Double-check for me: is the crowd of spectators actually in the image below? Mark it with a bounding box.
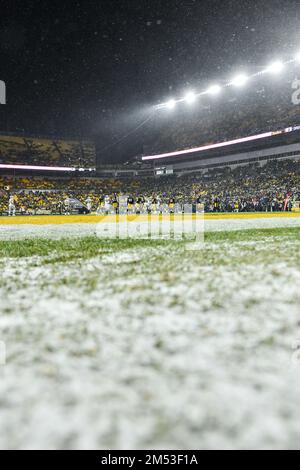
[0,134,95,168]
[0,158,299,215]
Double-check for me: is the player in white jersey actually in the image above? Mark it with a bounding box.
[64,197,71,215]
[156,196,162,214]
[85,197,92,212]
[104,195,111,214]
[8,195,16,216]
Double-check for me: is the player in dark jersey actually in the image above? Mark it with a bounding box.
[168,197,175,213]
[127,196,135,213]
[136,195,145,214]
[112,194,119,214]
[213,197,220,212]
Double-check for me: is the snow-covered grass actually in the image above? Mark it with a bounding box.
[0,226,300,449]
[1,213,300,240]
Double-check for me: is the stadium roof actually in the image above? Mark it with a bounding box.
[142,125,300,161]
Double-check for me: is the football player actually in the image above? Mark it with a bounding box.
[8,194,16,217]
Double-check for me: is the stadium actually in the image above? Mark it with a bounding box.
[1,0,300,452]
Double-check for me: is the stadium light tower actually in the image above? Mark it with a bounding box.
[184,91,197,104]
[207,84,221,95]
[266,60,284,74]
[166,99,176,110]
[231,74,248,87]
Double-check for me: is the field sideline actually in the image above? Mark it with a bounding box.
[1,212,300,241]
[0,211,300,225]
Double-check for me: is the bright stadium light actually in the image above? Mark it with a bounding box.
[184,91,197,104]
[231,73,248,87]
[166,99,176,109]
[0,164,77,172]
[153,53,298,111]
[266,60,284,74]
[207,84,221,95]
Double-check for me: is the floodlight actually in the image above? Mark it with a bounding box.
[231,74,248,87]
[207,84,221,95]
[166,99,176,109]
[184,91,197,104]
[266,61,284,74]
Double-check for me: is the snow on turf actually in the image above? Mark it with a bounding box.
[0,228,300,449]
[1,214,300,239]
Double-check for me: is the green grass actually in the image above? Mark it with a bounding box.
[206,226,300,242]
[0,237,168,260]
[0,227,299,268]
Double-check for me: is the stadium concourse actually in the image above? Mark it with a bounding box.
[0,158,300,216]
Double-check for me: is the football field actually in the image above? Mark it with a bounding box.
[0,213,300,449]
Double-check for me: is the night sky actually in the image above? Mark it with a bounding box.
[0,0,300,162]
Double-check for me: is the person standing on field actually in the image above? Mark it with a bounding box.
[8,194,16,217]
